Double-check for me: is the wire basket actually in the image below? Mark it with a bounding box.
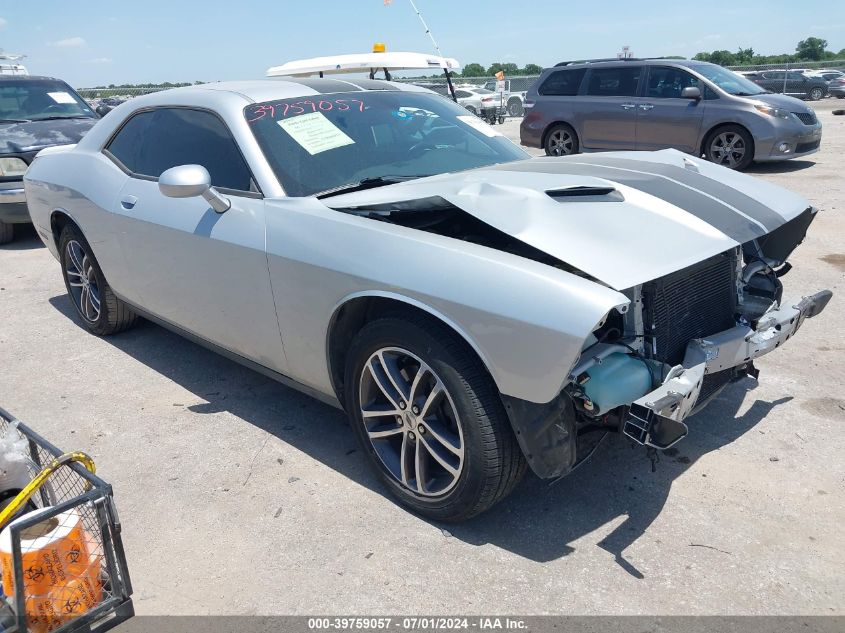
[0,407,133,633]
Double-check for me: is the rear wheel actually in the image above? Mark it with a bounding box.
[507,98,523,117]
[704,125,754,170]
[59,225,139,335]
[544,123,579,156]
[0,221,12,245]
[344,315,526,521]
[808,86,825,101]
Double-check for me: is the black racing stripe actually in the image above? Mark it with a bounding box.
[566,155,786,231]
[341,78,401,91]
[497,161,767,243]
[276,78,365,93]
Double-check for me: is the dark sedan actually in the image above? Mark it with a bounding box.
[0,76,98,244]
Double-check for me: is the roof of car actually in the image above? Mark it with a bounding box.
[132,77,425,106]
[0,74,58,81]
[550,58,714,70]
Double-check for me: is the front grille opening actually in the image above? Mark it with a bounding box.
[793,112,817,125]
[642,251,738,366]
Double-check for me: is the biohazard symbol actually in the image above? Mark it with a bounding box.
[63,597,82,613]
[25,565,45,582]
[66,547,81,564]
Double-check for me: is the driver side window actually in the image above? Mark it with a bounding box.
[105,107,256,193]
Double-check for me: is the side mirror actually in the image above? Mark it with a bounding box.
[158,164,230,213]
[681,86,702,100]
[95,104,112,117]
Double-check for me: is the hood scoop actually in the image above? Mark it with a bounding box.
[546,186,623,202]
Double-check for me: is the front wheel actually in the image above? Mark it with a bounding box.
[808,87,825,101]
[59,224,139,335]
[703,125,754,170]
[344,315,526,521]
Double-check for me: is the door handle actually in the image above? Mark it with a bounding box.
[638,103,654,111]
[120,195,138,210]
[621,103,636,110]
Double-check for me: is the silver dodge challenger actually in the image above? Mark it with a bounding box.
[23,79,831,521]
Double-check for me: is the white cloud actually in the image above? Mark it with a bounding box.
[0,18,7,29]
[51,36,87,48]
[86,57,113,65]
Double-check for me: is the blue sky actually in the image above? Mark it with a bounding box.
[1,1,843,87]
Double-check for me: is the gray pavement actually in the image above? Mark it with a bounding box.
[1,100,842,616]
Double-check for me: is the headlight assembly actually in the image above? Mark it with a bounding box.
[754,104,792,120]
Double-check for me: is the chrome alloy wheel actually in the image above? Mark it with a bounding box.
[358,347,465,496]
[709,131,746,168]
[65,239,101,322]
[548,129,574,156]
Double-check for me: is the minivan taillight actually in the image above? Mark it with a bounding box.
[523,100,535,109]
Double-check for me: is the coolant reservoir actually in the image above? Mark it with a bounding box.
[582,353,653,415]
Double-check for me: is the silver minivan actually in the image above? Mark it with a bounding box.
[520,59,823,170]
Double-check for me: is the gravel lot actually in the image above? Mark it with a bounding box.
[1,100,843,617]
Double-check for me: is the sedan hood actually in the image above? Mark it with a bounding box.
[324,150,811,290]
[0,117,97,154]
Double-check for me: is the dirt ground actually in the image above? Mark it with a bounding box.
[1,100,843,616]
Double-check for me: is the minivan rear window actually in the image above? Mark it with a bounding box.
[538,68,586,96]
[585,67,642,97]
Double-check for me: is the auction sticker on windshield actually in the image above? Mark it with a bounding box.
[278,111,355,155]
[47,91,77,104]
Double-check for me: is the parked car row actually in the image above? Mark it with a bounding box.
[520,58,822,170]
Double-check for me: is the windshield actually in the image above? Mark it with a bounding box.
[691,64,767,96]
[245,91,528,197]
[0,79,95,122]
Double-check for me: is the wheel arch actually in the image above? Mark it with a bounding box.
[50,209,81,251]
[699,121,755,158]
[326,292,497,406]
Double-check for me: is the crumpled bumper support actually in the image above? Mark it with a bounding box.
[623,290,832,449]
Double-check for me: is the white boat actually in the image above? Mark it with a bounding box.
[266,49,460,79]
[0,52,28,76]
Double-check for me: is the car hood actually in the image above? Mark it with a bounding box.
[749,92,818,110]
[0,117,97,154]
[323,149,811,290]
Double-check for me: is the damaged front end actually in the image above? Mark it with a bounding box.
[561,207,830,468]
[501,207,831,480]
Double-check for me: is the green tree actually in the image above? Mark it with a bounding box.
[693,52,711,62]
[735,47,754,64]
[461,62,486,77]
[795,37,828,61]
[520,63,543,75]
[706,50,737,66]
[486,62,519,76]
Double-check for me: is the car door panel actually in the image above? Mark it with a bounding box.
[112,180,286,372]
[636,67,705,153]
[578,67,642,150]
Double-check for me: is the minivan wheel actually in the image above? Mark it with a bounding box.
[544,124,579,156]
[704,125,754,170]
[59,225,139,335]
[808,87,825,101]
[344,315,526,522]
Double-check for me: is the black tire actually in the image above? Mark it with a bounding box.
[0,221,12,245]
[808,87,825,101]
[507,98,523,117]
[837,95,845,99]
[544,123,579,156]
[703,124,754,171]
[59,224,138,335]
[344,314,526,522]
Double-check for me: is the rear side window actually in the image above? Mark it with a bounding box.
[106,107,254,192]
[585,67,642,97]
[538,68,586,96]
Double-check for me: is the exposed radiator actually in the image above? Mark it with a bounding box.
[642,251,738,366]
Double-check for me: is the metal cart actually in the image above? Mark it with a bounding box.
[0,407,133,633]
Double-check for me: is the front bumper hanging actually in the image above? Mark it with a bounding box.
[624,289,832,449]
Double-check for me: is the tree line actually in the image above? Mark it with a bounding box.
[693,37,844,67]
